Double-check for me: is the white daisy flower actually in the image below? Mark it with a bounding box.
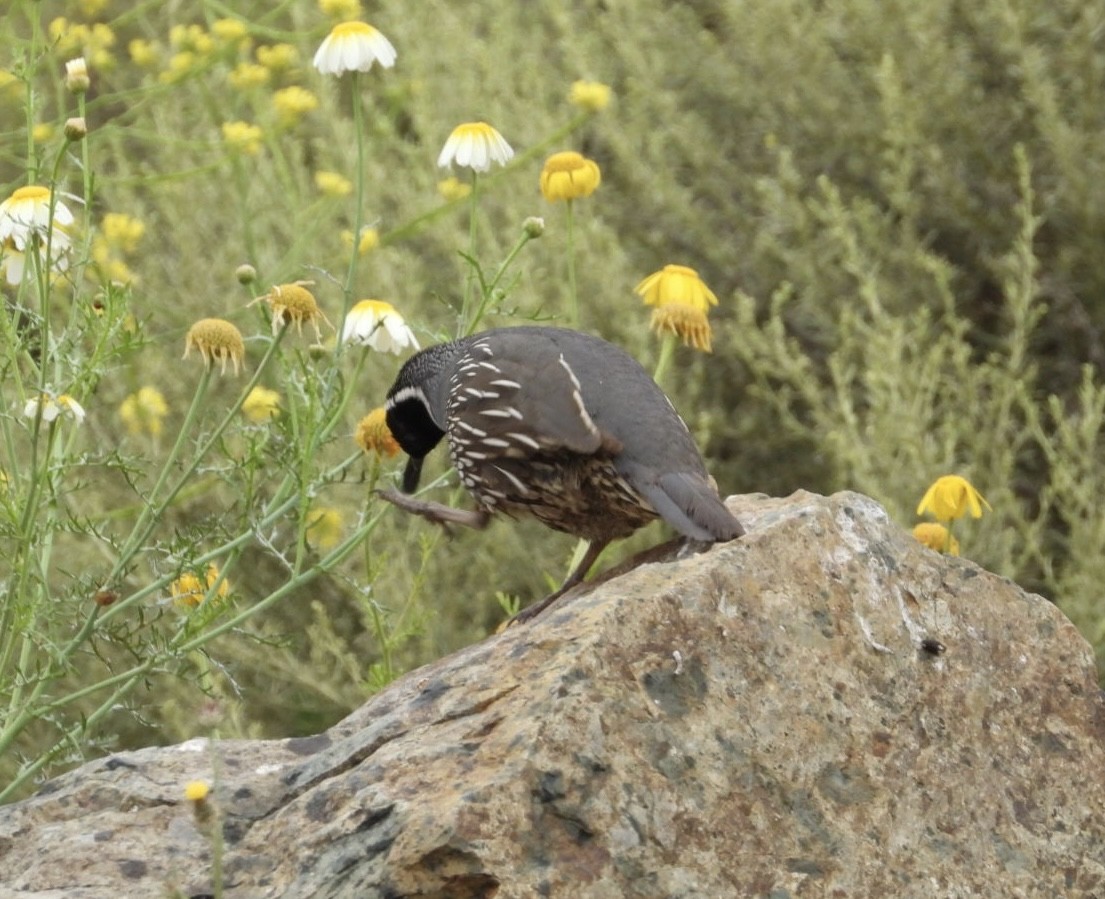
[436,122,514,173]
[0,185,75,250]
[341,300,420,354]
[312,21,397,76]
[24,393,86,425]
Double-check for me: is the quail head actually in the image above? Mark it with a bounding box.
[380,326,744,622]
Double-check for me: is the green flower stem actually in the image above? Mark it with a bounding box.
[0,656,156,804]
[465,229,536,336]
[343,71,367,316]
[565,198,579,327]
[0,449,366,787]
[113,364,214,567]
[175,489,385,653]
[457,172,482,335]
[652,332,678,385]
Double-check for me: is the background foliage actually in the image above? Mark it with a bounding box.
[3,0,1105,797]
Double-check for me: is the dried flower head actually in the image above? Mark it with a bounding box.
[183,318,246,375]
[65,57,90,93]
[916,475,991,522]
[341,300,419,353]
[912,522,960,556]
[437,122,514,173]
[356,407,401,457]
[250,281,332,339]
[540,151,601,202]
[649,304,713,352]
[312,21,396,75]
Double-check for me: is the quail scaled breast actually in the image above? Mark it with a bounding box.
[380,326,744,623]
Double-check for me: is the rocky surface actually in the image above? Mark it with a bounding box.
[1,490,1104,898]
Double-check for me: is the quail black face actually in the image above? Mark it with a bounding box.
[385,341,460,492]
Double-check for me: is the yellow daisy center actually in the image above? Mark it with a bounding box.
[11,185,50,203]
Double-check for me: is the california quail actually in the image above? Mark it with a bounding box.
[380,326,744,622]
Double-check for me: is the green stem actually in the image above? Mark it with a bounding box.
[459,172,480,335]
[565,199,578,327]
[343,71,366,313]
[652,332,678,386]
[466,229,535,336]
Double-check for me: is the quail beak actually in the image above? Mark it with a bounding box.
[401,456,424,494]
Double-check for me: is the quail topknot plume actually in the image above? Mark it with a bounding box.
[380,326,744,623]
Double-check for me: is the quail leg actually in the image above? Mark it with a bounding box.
[507,538,610,626]
[376,487,492,531]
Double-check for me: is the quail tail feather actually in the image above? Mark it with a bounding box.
[634,470,744,543]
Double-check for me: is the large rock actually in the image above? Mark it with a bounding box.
[2,490,1104,898]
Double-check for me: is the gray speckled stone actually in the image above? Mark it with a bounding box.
[1,490,1103,898]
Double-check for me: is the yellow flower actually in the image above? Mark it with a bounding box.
[170,24,214,56]
[183,318,246,375]
[128,38,159,68]
[101,213,145,254]
[273,85,319,127]
[912,522,960,556]
[242,386,281,422]
[0,70,22,103]
[540,151,601,202]
[356,407,400,457]
[315,170,352,197]
[256,43,299,72]
[312,21,396,75]
[341,300,419,353]
[569,80,612,112]
[635,264,719,352]
[437,122,514,173]
[221,121,264,156]
[250,281,332,339]
[211,18,251,49]
[437,176,472,202]
[184,781,210,802]
[916,475,991,522]
[319,0,363,20]
[635,264,719,314]
[340,226,379,255]
[160,51,197,84]
[23,393,86,425]
[172,564,231,608]
[228,62,270,91]
[32,123,55,143]
[649,304,713,352]
[119,386,169,438]
[306,506,344,549]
